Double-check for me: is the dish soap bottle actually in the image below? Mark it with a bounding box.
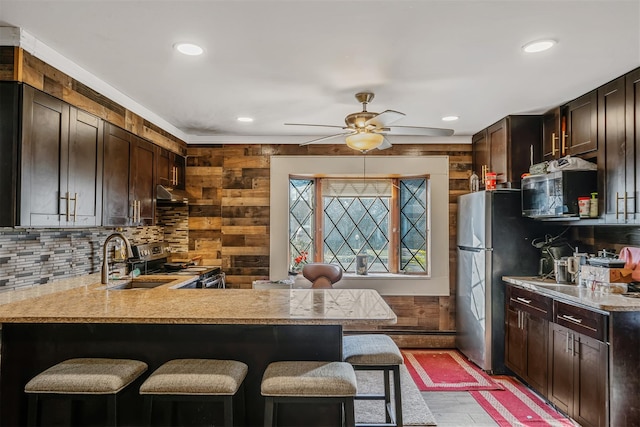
[590,192,598,218]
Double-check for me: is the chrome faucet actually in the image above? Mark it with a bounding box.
[101,232,134,284]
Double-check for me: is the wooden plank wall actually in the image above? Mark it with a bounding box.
[0,46,187,155]
[186,143,472,335]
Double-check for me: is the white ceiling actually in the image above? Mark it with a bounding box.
[1,0,639,145]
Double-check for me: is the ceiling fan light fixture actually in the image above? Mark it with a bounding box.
[345,132,384,152]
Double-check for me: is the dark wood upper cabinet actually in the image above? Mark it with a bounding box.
[103,124,133,226]
[0,83,20,226]
[565,90,598,158]
[599,76,631,223]
[103,124,155,227]
[130,136,156,224]
[0,83,103,227]
[628,68,640,222]
[157,148,186,190]
[542,107,562,161]
[472,116,541,189]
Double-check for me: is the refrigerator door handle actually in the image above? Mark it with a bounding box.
[457,245,493,252]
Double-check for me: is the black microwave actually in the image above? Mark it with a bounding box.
[521,170,597,218]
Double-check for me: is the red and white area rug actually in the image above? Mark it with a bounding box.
[470,376,577,426]
[402,349,503,391]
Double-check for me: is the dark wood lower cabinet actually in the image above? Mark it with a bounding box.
[505,285,550,396]
[548,323,608,427]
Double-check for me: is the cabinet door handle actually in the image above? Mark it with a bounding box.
[551,132,558,156]
[60,192,70,221]
[516,297,532,305]
[561,131,567,155]
[561,314,583,324]
[132,200,138,223]
[71,193,78,221]
[137,200,141,223]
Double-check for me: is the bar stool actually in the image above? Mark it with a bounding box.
[139,358,248,427]
[24,357,148,427]
[343,334,404,427]
[261,361,357,427]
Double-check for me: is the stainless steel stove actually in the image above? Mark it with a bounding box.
[130,242,224,288]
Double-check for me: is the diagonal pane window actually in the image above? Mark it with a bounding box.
[289,178,314,269]
[322,179,390,273]
[400,178,428,273]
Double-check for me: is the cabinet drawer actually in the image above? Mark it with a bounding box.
[507,286,552,320]
[554,300,608,342]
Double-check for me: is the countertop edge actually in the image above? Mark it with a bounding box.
[503,276,640,312]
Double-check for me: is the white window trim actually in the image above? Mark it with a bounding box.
[270,155,450,296]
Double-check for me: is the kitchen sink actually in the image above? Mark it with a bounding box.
[98,278,176,290]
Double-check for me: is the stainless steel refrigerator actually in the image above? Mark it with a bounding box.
[456,189,542,374]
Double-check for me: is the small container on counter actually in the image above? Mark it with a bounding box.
[578,196,590,218]
[469,172,479,192]
[590,192,598,217]
[485,172,497,190]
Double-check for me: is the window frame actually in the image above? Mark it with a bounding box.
[270,155,450,297]
[289,175,430,275]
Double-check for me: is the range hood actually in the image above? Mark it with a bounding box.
[156,185,189,204]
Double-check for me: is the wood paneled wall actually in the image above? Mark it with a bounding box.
[0,46,187,155]
[1,44,473,338]
[186,143,472,336]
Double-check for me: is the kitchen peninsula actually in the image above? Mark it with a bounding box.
[0,275,397,426]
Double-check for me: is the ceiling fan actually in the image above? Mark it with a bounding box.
[285,92,454,152]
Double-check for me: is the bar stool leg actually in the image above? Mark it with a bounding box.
[106,394,117,427]
[223,395,233,427]
[383,368,392,423]
[345,397,356,427]
[27,394,39,427]
[143,396,153,427]
[392,365,403,427]
[264,396,275,427]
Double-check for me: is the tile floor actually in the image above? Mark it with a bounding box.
[421,391,499,426]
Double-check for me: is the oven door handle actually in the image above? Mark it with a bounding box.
[202,273,225,289]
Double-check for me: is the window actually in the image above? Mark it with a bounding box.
[289,176,430,274]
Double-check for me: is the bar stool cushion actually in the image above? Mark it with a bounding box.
[139,359,248,395]
[261,361,357,397]
[24,358,148,395]
[343,334,403,365]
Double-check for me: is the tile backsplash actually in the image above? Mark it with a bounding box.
[0,226,163,291]
[0,204,190,292]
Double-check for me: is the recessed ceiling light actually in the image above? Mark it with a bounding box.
[237,117,254,122]
[442,116,459,122]
[522,39,556,53]
[174,43,204,56]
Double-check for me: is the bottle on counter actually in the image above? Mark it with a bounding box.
[469,172,479,192]
[590,192,598,218]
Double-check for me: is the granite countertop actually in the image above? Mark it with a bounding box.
[503,276,640,312]
[0,274,397,325]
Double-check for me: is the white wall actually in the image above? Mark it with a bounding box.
[270,155,450,296]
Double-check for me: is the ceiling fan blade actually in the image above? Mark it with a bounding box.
[285,123,346,129]
[299,132,354,146]
[376,136,392,150]
[365,110,405,128]
[384,125,454,136]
